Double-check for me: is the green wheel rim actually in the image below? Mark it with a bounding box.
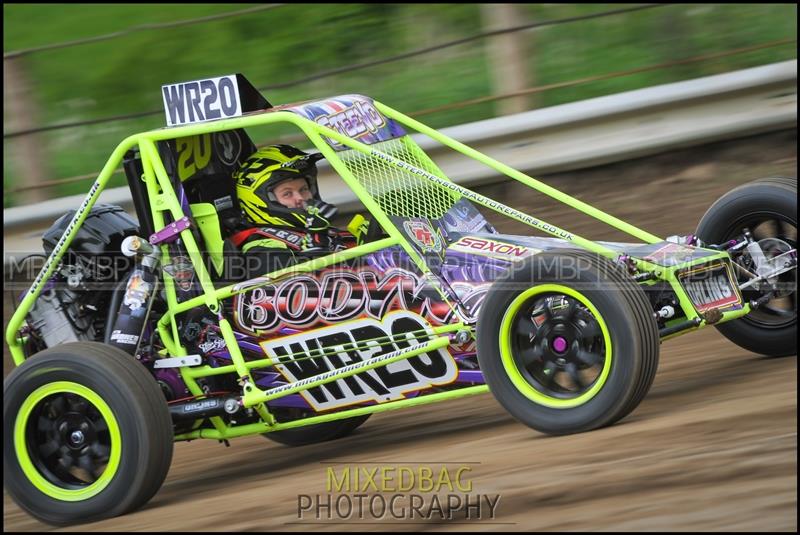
[14,381,122,501]
[499,284,613,408]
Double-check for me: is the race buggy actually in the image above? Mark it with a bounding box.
[4,74,797,525]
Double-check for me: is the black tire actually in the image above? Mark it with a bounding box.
[696,177,797,357]
[477,251,660,435]
[264,413,371,446]
[3,342,173,526]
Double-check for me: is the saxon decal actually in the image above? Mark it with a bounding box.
[449,237,534,261]
[262,311,458,411]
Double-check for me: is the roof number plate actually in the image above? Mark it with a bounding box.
[162,75,242,127]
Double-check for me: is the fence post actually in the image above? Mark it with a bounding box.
[4,56,52,205]
[480,3,534,115]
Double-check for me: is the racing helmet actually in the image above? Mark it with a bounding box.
[234,144,325,227]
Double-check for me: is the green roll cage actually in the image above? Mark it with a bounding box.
[5,98,750,441]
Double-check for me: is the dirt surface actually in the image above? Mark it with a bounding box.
[3,129,797,532]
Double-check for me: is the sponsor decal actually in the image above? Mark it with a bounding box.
[182,399,219,413]
[449,237,534,261]
[441,200,492,234]
[110,331,139,346]
[123,270,152,310]
[235,266,468,336]
[455,202,472,219]
[215,130,243,166]
[403,219,443,254]
[679,262,742,312]
[263,311,458,411]
[286,95,406,151]
[316,100,385,139]
[213,195,234,211]
[163,256,196,291]
[199,336,228,354]
[162,75,241,127]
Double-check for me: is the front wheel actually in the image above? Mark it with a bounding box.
[477,251,659,435]
[696,176,797,357]
[3,342,174,526]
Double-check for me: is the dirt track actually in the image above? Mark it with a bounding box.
[3,130,797,532]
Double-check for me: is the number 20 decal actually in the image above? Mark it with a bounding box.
[177,134,212,181]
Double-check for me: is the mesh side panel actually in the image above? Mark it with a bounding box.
[337,137,460,219]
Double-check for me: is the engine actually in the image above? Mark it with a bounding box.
[25,204,140,350]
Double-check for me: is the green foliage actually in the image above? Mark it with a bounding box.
[2,3,797,207]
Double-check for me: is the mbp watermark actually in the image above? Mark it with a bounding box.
[296,463,502,523]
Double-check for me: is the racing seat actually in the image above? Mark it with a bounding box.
[157,129,256,281]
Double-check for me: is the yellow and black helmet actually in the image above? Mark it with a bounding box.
[234,144,324,227]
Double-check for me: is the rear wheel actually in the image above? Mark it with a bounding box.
[696,177,797,357]
[3,342,173,526]
[477,251,659,435]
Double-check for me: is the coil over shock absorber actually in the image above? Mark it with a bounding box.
[169,396,241,422]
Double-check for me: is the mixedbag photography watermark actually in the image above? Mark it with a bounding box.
[296,463,502,523]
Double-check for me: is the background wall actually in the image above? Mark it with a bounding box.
[3,3,797,206]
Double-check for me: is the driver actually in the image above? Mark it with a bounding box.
[229,144,341,278]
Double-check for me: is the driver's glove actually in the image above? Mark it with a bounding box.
[304,200,338,232]
[300,232,331,252]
